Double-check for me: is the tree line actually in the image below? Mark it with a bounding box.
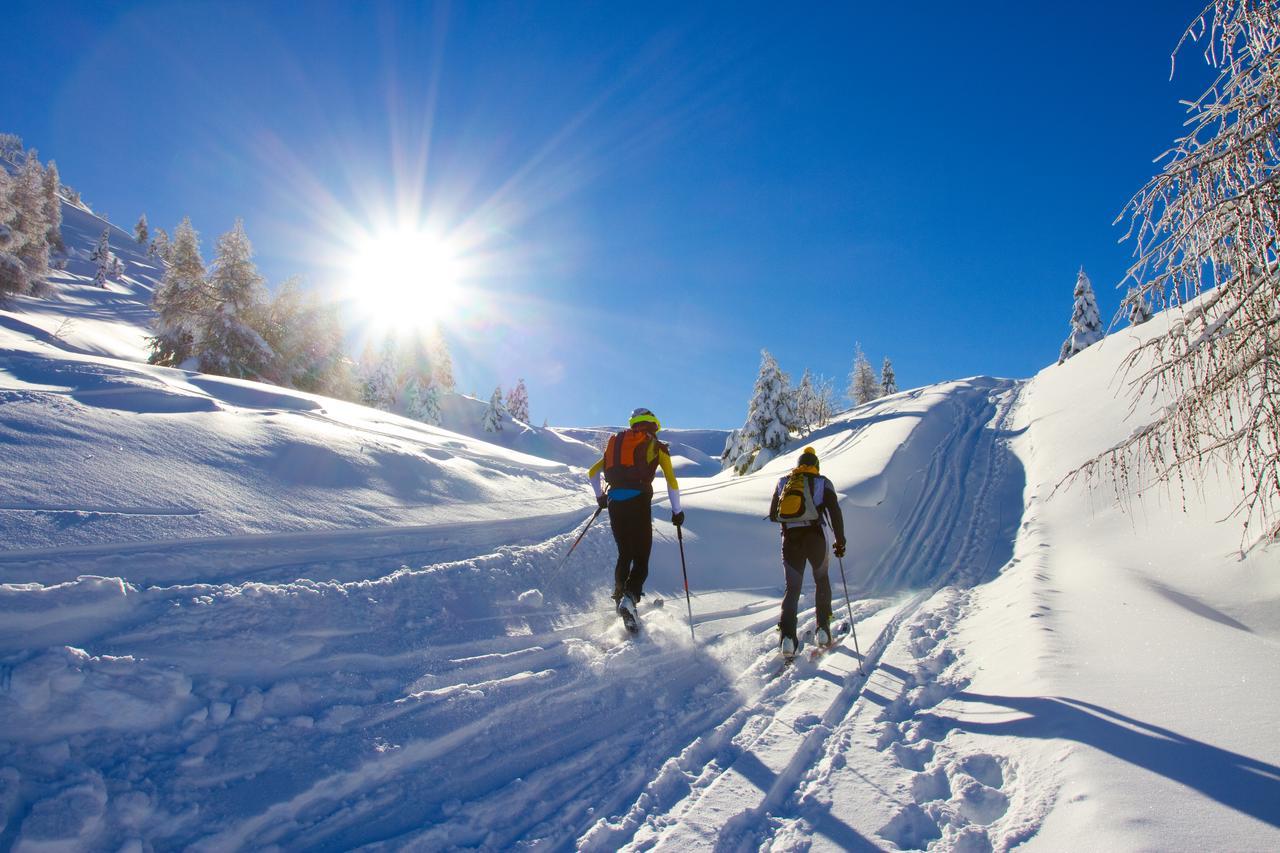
[723,345,898,475]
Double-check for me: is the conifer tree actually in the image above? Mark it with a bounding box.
[849,344,880,405]
[0,166,25,297]
[880,357,898,396]
[429,326,455,391]
[505,378,530,423]
[10,153,50,296]
[149,227,171,263]
[91,229,112,288]
[361,338,400,409]
[483,386,505,432]
[197,219,273,378]
[732,349,797,473]
[405,375,442,425]
[135,214,149,245]
[721,428,745,471]
[1058,267,1103,363]
[263,276,349,390]
[404,375,424,419]
[149,218,208,365]
[41,160,63,255]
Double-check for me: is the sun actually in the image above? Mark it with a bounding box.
[344,227,466,331]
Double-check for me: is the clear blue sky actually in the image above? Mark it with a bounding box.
[1,1,1212,428]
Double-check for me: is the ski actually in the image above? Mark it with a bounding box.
[619,606,639,635]
[807,632,844,662]
[768,628,810,679]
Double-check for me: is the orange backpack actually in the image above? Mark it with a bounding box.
[604,428,661,491]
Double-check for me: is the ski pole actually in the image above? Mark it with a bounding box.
[836,555,863,674]
[550,506,603,580]
[676,525,695,642]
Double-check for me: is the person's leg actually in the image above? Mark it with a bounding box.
[622,495,653,602]
[778,530,806,641]
[608,500,631,602]
[807,529,833,632]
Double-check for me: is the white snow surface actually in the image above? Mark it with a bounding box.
[0,203,1277,851]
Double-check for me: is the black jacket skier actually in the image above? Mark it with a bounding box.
[768,446,846,654]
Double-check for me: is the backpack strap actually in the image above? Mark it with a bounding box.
[611,430,624,469]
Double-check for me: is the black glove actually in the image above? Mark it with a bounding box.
[671,511,685,527]
[597,494,609,510]
[833,539,846,558]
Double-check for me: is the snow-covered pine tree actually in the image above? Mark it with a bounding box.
[733,349,797,473]
[357,342,381,407]
[197,219,273,379]
[149,227,170,262]
[261,276,313,387]
[720,428,745,471]
[483,386,505,432]
[135,214,149,245]
[849,344,880,405]
[361,337,402,410]
[505,378,530,423]
[429,326,455,391]
[91,229,112,288]
[1058,267,1103,363]
[1125,286,1153,326]
[404,375,423,419]
[0,167,24,298]
[9,153,50,296]
[41,160,63,255]
[880,357,898,395]
[149,218,208,365]
[405,375,442,425]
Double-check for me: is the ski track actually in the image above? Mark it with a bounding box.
[0,380,1030,851]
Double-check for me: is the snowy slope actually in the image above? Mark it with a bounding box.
[2,196,1277,850]
[0,199,161,363]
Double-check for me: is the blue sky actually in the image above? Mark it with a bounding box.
[2,1,1212,428]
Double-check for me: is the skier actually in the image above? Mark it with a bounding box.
[587,407,684,632]
[768,446,846,659]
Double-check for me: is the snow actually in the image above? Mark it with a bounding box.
[0,198,1277,850]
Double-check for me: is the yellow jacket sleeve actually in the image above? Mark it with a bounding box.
[655,445,682,513]
[587,456,605,497]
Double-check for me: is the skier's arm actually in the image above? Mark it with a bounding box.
[657,447,682,514]
[822,478,846,544]
[768,487,781,521]
[588,456,605,498]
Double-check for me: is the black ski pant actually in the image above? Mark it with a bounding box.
[779,525,832,642]
[608,494,652,603]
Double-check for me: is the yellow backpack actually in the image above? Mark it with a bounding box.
[775,471,823,523]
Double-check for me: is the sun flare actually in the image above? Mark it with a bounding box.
[345,228,466,331]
